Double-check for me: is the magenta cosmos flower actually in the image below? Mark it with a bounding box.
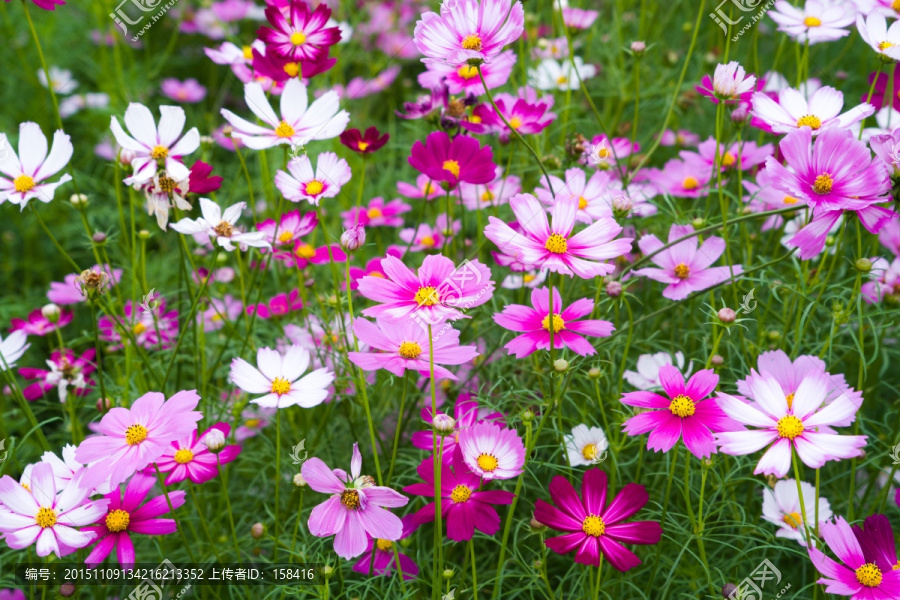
[349,317,478,381]
[84,473,185,567]
[75,390,203,489]
[352,522,418,579]
[853,514,900,583]
[302,443,408,560]
[357,254,494,324]
[19,348,95,403]
[257,209,318,249]
[463,92,557,142]
[534,469,662,571]
[257,0,341,62]
[493,286,613,358]
[11,307,72,336]
[620,366,734,459]
[7,0,65,9]
[809,516,900,598]
[634,224,743,301]
[404,450,515,541]
[408,131,496,189]
[412,395,503,460]
[715,371,867,477]
[0,463,107,558]
[484,192,632,279]
[154,423,240,486]
[458,422,525,481]
[339,127,389,154]
[341,197,410,229]
[419,50,516,95]
[414,0,524,65]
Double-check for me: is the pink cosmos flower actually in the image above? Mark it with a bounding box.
[110,104,199,185]
[349,317,477,380]
[98,298,179,350]
[484,192,632,279]
[302,443,408,560]
[84,473,185,567]
[633,224,743,301]
[769,0,855,45]
[743,168,808,231]
[692,138,773,172]
[715,371,867,477]
[352,525,418,579]
[257,209,318,249]
[341,197,410,228]
[154,423,240,485]
[357,254,494,324]
[8,0,65,9]
[230,345,333,408]
[397,173,443,200]
[160,78,208,103]
[493,287,613,358]
[257,0,341,62]
[399,213,460,252]
[863,257,900,304]
[809,516,900,598]
[75,390,202,489]
[404,450,515,541]
[418,50,516,95]
[275,151,351,205]
[282,241,346,269]
[620,366,734,459]
[458,167,520,210]
[411,395,504,460]
[659,129,700,147]
[19,348,95,403]
[645,156,714,198]
[535,167,616,224]
[0,122,73,208]
[696,62,758,104]
[245,289,303,319]
[750,86,874,135]
[414,0,524,65]
[11,308,72,336]
[48,265,122,305]
[562,7,598,29]
[408,131,496,189]
[765,127,896,259]
[462,92,557,141]
[458,422,525,481]
[198,295,242,331]
[0,463,107,558]
[534,469,662,571]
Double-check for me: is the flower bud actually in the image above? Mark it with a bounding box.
[722,583,737,598]
[855,258,872,273]
[222,125,235,138]
[530,517,547,531]
[767,329,782,341]
[710,354,724,366]
[522,409,535,423]
[442,568,454,580]
[731,104,750,125]
[612,194,633,214]
[340,225,366,252]
[588,367,602,379]
[293,473,307,487]
[432,413,456,434]
[606,281,622,297]
[92,232,107,244]
[717,307,736,324]
[119,148,136,167]
[41,303,61,323]
[138,229,151,240]
[553,358,569,372]
[691,217,705,229]
[96,397,113,412]
[321,565,334,579]
[250,522,265,539]
[200,135,214,145]
[202,429,226,453]
[69,193,88,207]
[630,40,646,54]
[59,583,76,598]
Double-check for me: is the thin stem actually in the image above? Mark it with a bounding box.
[791,446,814,547]
[218,454,243,561]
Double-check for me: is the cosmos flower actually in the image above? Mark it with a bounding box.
[692,138,773,172]
[13,0,66,10]
[398,213,460,252]
[0,122,73,208]
[493,286,613,358]
[171,199,271,252]
[418,50,516,95]
[407,131,496,188]
[414,0,524,65]
[857,13,900,60]
[761,479,831,545]
[257,0,341,62]
[484,192,632,279]
[275,151,352,206]
[696,61,758,104]
[529,57,596,91]
[457,422,525,481]
[110,104,199,185]
[715,371,867,477]
[352,524,419,580]
[341,197,410,228]
[769,0,856,45]
[154,423,241,485]
[463,92,557,141]
[160,78,208,103]
[404,450,515,541]
[852,514,900,583]
[198,295,242,332]
[0,463,107,558]
[230,345,334,408]
[75,390,203,489]
[411,395,504,460]
[11,308,72,337]
[245,289,303,319]
[623,352,689,391]
[534,167,617,224]
[750,86,874,135]
[19,348,95,403]
[562,7,599,29]
[339,127,389,154]
[458,167,520,210]
[303,443,408,560]
[633,224,743,301]
[620,366,735,459]
[534,468,662,571]
[48,265,121,305]
[645,155,714,199]
[221,79,349,150]
[84,473,185,567]
[98,298,179,350]
[280,241,346,270]
[256,209,318,249]
[397,173,444,200]
[348,317,478,381]
[565,424,609,467]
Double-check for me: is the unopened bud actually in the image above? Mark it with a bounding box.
[222,125,235,138]
[69,193,88,207]
[722,583,737,598]
[321,565,334,579]
[522,409,535,423]
[442,568,454,580]
[92,232,107,244]
[731,104,750,124]
[691,217,705,229]
[432,413,456,434]
[553,358,569,372]
[200,135,215,145]
[96,397,112,411]
[59,583,76,598]
[767,330,782,341]
[138,229,151,240]
[630,40,646,54]
[612,194,633,214]
[530,517,547,531]
[717,307,736,324]
[766,474,778,488]
[250,522,265,539]
[710,354,723,366]
[588,367,602,379]
[606,281,622,297]
[119,148,136,166]
[340,224,366,252]
[202,429,226,453]
[855,258,872,273]
[41,303,61,323]
[293,473,307,487]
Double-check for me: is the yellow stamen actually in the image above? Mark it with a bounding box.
[796,114,822,130]
[151,145,168,160]
[398,341,423,360]
[214,221,234,238]
[35,507,57,529]
[669,394,696,418]
[457,65,479,79]
[106,509,130,532]
[582,444,598,461]
[880,41,896,51]
[13,175,35,193]
[776,415,804,439]
[283,62,300,77]
[278,231,294,244]
[125,424,148,446]
[674,263,690,279]
[275,121,295,138]
[803,16,822,27]
[556,75,569,85]
[813,173,833,195]
[461,34,482,51]
[290,31,306,46]
[782,511,802,529]
[481,190,494,202]
[420,235,436,247]
[357,141,369,152]
[271,377,292,395]
[133,322,147,335]
[682,176,699,190]
[442,159,460,178]
[544,233,568,254]
[578,196,588,209]
[477,453,499,472]
[785,392,795,409]
[174,448,194,464]
[295,244,316,259]
[414,286,439,306]
[541,313,565,333]
[581,515,605,537]
[783,196,799,205]
[508,117,523,130]
[376,539,393,551]
[722,152,736,168]
[242,45,254,60]
[340,489,361,509]
[305,180,324,196]
[367,207,383,219]
[450,484,472,503]
[855,563,883,588]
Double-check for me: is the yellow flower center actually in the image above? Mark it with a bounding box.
[13,174,35,193]
[242,45,254,60]
[174,448,194,464]
[722,152,736,168]
[557,75,569,85]
[133,322,147,335]
[796,114,822,130]
[398,341,423,359]
[804,16,822,27]
[278,231,294,244]
[283,62,300,77]
[34,506,57,529]
[420,235,436,247]
[443,159,460,178]
[414,286,439,306]
[476,453,499,472]
[305,179,324,196]
[598,147,611,159]
[508,117,523,130]
[450,484,472,503]
[783,196,799,205]
[214,221,234,238]
[461,34,482,51]
[105,509,131,533]
[21,483,30,492]
[582,444,598,460]
[157,175,177,193]
[782,511,802,529]
[581,515,605,537]
[894,0,900,12]
[457,65,479,79]
[523,273,536,283]
[578,196,588,209]
[295,244,316,259]
[340,489,361,509]
[275,121,295,138]
[544,233,568,254]
[669,394,696,418]
[880,41,896,51]
[151,145,168,160]
[674,263,690,279]
[125,424,148,446]
[271,377,292,396]
[376,539,393,551]
[290,31,306,45]
[468,114,482,124]
[855,563,883,588]
[682,176,699,190]
[481,190,494,202]
[244,418,261,429]
[542,313,565,333]
[367,207,383,219]
[357,141,370,152]
[785,392,795,409]
[813,173,833,195]
[776,415,804,439]
[423,182,435,195]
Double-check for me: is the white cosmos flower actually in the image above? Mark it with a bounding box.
[37,67,78,95]
[110,104,200,185]
[170,198,271,252]
[857,12,900,60]
[564,424,609,467]
[528,57,596,91]
[0,123,73,209]
[274,152,352,205]
[711,62,757,100]
[230,345,334,409]
[0,330,29,370]
[750,86,874,135]
[761,479,831,545]
[145,170,192,230]
[221,78,350,151]
[623,351,689,390]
